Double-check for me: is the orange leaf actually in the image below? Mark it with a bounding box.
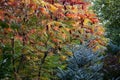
[66,13,76,18]
[90,18,99,23]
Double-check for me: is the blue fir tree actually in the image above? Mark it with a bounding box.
[57,45,104,80]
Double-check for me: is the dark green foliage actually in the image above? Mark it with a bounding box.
[107,42,120,54]
[0,21,9,28]
[57,45,104,80]
[0,44,13,79]
[92,0,120,46]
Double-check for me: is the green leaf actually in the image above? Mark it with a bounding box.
[0,21,9,28]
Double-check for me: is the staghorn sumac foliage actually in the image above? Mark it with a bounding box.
[0,0,107,79]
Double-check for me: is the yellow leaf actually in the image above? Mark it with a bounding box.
[83,18,90,25]
[48,4,58,12]
[65,52,73,56]
[93,46,100,52]
[54,21,61,26]
[60,55,67,61]
[33,0,46,6]
[71,6,78,13]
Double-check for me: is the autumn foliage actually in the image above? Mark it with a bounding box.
[0,0,107,50]
[0,0,107,79]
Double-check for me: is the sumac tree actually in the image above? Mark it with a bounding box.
[0,0,107,79]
